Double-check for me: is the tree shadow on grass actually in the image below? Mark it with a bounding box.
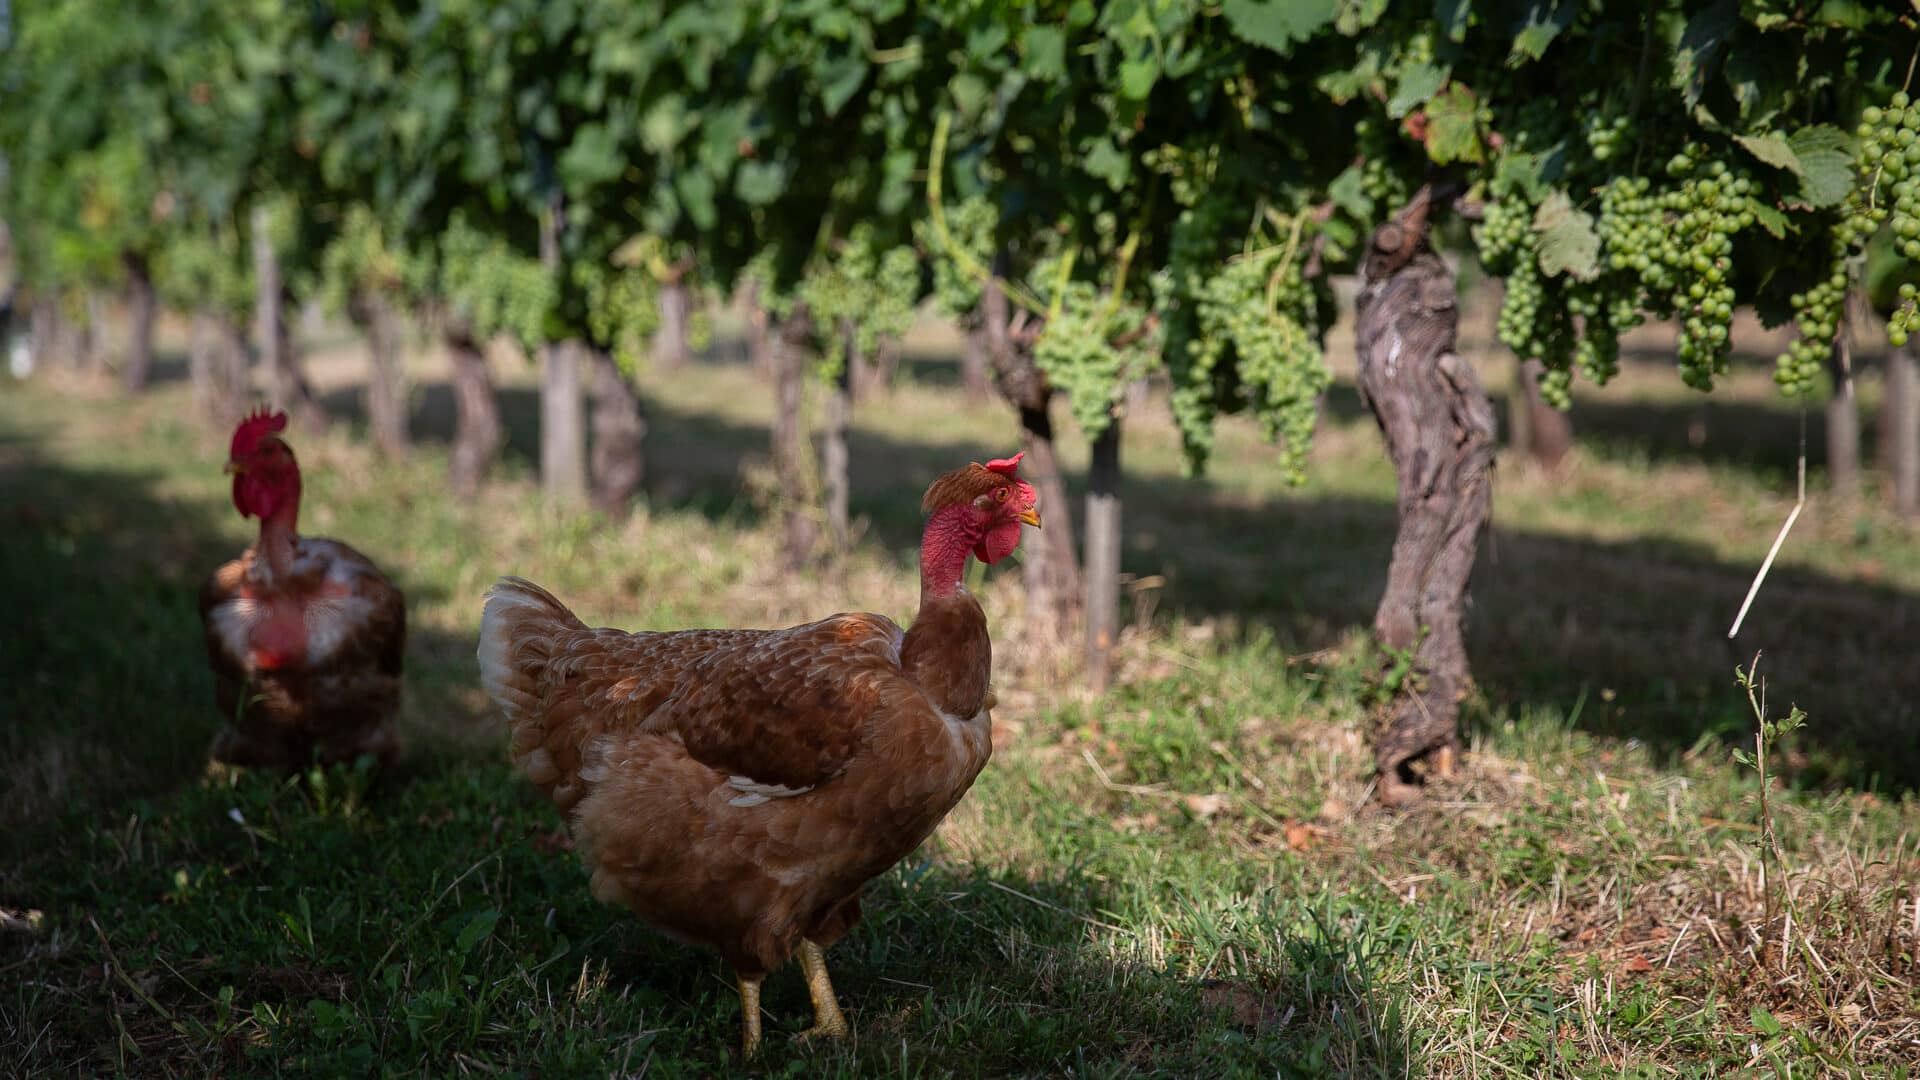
[312,354,1920,792]
[0,427,460,876]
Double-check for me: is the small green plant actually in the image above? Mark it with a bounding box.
[1731,653,1807,974]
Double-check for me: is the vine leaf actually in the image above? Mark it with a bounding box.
[1733,131,1798,173]
[1508,0,1576,64]
[1222,0,1339,53]
[1532,190,1600,282]
[1387,58,1448,118]
[1422,84,1481,165]
[1023,25,1068,82]
[1673,0,1737,107]
[1785,125,1854,209]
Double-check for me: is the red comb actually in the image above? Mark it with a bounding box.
[229,406,288,460]
[984,452,1024,476]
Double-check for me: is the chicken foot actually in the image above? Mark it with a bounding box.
[794,938,851,1042]
[738,974,764,1058]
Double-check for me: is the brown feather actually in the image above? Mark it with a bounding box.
[200,537,405,769]
[477,573,997,977]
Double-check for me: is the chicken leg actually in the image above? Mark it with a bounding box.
[794,939,851,1042]
[738,974,764,1058]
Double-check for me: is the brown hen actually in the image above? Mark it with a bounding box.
[476,453,1039,1056]
[200,409,405,770]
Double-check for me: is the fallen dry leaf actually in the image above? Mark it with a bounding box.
[1622,956,1653,973]
[1183,794,1232,819]
[1283,821,1327,852]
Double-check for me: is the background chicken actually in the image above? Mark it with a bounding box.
[199,408,406,770]
[477,453,1040,1057]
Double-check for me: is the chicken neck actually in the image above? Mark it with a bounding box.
[255,492,300,581]
[917,503,983,602]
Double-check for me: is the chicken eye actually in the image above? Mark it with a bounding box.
[995,488,1009,502]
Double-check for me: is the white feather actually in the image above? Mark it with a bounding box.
[725,775,813,808]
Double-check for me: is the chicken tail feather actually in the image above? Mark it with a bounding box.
[478,576,591,804]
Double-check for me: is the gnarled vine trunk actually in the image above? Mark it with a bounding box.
[588,345,645,515]
[1826,327,1859,500]
[190,310,253,428]
[654,280,694,372]
[444,319,503,498]
[1353,189,1498,807]
[1510,357,1572,470]
[1887,344,1919,517]
[825,319,855,552]
[769,302,818,568]
[351,290,410,459]
[960,311,992,404]
[122,253,156,394]
[252,206,326,431]
[537,198,587,507]
[983,273,1081,654]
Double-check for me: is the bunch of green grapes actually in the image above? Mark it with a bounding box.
[1473,193,1533,275]
[1160,191,1238,468]
[438,217,555,352]
[798,226,919,382]
[1494,258,1578,405]
[575,260,662,377]
[317,206,408,316]
[1200,242,1332,483]
[1352,117,1411,210]
[1584,112,1630,163]
[155,225,253,319]
[1033,262,1156,440]
[918,195,996,321]
[1633,148,1755,389]
[1858,93,1920,345]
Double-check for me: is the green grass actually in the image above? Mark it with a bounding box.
[3,314,1919,1076]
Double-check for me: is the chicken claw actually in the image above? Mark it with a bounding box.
[738,974,764,1059]
[793,939,851,1043]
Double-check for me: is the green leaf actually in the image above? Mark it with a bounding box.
[1083,137,1130,189]
[1423,84,1481,165]
[734,160,789,205]
[1750,1007,1782,1037]
[1532,190,1599,282]
[1733,131,1799,173]
[1119,54,1159,100]
[1387,59,1449,119]
[1673,0,1736,107]
[1222,0,1338,53]
[455,909,500,954]
[1337,0,1391,35]
[1750,201,1789,239]
[816,52,869,117]
[1328,164,1371,220]
[1508,0,1576,63]
[1024,25,1068,82]
[1786,125,1854,209]
[1495,150,1552,202]
[1431,0,1469,42]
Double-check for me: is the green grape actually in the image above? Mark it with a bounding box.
[1161,198,1331,479]
[1859,93,1920,350]
[797,225,919,382]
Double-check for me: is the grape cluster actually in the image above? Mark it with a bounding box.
[1033,268,1156,439]
[1584,113,1631,162]
[1473,195,1532,275]
[439,217,555,352]
[1351,118,1411,210]
[1160,199,1331,478]
[919,195,996,320]
[798,226,919,382]
[1859,93,1920,346]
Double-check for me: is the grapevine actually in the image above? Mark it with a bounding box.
[796,226,920,382]
[1860,92,1920,347]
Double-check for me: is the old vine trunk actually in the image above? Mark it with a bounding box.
[252,206,326,431]
[537,199,587,506]
[353,290,410,458]
[825,320,855,552]
[1353,189,1497,807]
[588,346,645,515]
[983,272,1081,655]
[122,253,156,394]
[444,319,503,498]
[770,303,818,568]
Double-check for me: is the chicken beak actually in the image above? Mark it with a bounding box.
[1017,508,1042,529]
[223,460,245,475]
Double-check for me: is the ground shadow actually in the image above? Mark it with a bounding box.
[0,431,462,874]
[307,347,1919,791]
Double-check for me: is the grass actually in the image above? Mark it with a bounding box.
[3,305,1918,1076]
